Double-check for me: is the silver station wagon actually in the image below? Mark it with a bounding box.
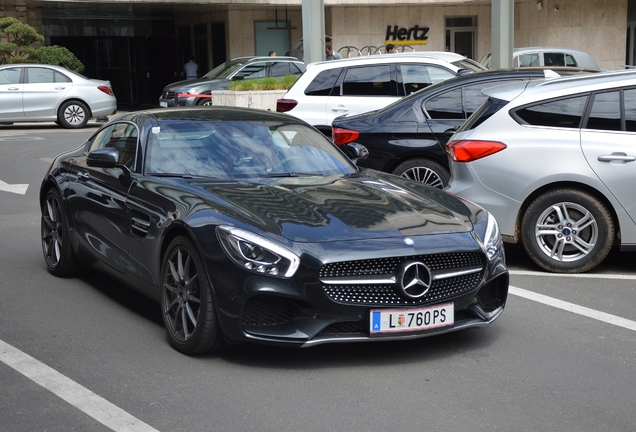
[445,70,636,273]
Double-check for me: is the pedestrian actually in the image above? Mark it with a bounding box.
[184,55,198,80]
[325,45,342,61]
[269,51,276,57]
[386,44,397,53]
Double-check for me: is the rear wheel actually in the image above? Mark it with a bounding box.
[393,158,450,188]
[41,188,80,276]
[58,100,89,128]
[161,236,226,354]
[521,189,614,273]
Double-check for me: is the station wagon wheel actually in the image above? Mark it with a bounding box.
[393,158,450,188]
[521,189,614,273]
[41,188,80,276]
[58,100,89,129]
[161,236,225,354]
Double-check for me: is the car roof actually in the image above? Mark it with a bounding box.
[305,52,467,70]
[231,56,302,63]
[115,106,308,125]
[482,69,636,103]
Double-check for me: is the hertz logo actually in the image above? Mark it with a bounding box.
[385,25,429,45]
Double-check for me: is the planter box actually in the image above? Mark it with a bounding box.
[208,90,287,111]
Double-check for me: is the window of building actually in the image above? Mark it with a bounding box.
[445,17,477,60]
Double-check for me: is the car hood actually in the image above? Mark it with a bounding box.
[185,172,476,243]
[163,78,230,92]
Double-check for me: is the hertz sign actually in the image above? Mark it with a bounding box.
[385,25,429,45]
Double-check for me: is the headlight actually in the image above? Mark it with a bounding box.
[217,226,300,278]
[481,213,502,261]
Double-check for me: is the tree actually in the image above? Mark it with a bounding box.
[0,17,84,74]
[0,17,43,64]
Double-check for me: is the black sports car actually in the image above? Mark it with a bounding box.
[40,107,508,355]
[331,67,599,188]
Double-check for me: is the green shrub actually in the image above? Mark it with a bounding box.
[33,45,84,74]
[229,74,299,91]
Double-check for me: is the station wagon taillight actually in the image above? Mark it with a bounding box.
[446,140,507,162]
[276,98,298,113]
[332,128,360,146]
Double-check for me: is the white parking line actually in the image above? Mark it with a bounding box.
[510,286,636,332]
[510,269,636,280]
[0,339,159,432]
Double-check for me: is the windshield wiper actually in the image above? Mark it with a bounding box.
[147,172,219,179]
[258,172,323,178]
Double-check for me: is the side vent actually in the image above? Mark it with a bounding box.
[131,210,151,237]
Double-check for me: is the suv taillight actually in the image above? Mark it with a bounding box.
[446,140,507,162]
[98,86,114,96]
[276,98,298,113]
[332,128,360,146]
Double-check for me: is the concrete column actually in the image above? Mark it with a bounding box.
[302,0,325,65]
[491,0,514,69]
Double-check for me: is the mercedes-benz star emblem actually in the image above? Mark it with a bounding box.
[397,261,432,299]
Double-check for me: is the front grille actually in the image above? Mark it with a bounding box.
[162,91,176,99]
[242,296,299,326]
[476,275,508,312]
[320,252,485,306]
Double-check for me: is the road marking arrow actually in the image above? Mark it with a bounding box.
[0,179,29,195]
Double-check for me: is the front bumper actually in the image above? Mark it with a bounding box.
[208,233,509,347]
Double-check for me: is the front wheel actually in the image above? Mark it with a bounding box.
[161,236,226,354]
[196,97,213,107]
[58,100,90,128]
[41,188,80,276]
[521,189,614,273]
[393,158,450,188]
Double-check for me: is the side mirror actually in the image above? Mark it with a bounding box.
[87,148,119,168]
[346,143,369,165]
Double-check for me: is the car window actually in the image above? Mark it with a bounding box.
[27,67,72,84]
[513,95,589,129]
[464,79,526,116]
[514,54,539,67]
[544,52,566,67]
[341,65,392,96]
[461,97,510,131]
[268,62,292,77]
[0,67,22,85]
[425,89,464,119]
[235,62,268,79]
[565,54,578,67]
[624,89,636,132]
[585,91,621,131]
[290,63,305,74]
[88,123,139,170]
[400,64,454,95]
[305,68,342,96]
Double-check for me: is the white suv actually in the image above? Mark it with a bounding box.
[276,52,486,134]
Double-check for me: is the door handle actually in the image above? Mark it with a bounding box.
[77,171,90,181]
[331,106,349,113]
[597,153,636,163]
[8,87,19,91]
[55,86,66,90]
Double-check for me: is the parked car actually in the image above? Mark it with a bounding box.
[445,70,636,273]
[159,56,305,108]
[276,52,487,135]
[480,47,602,70]
[40,106,508,354]
[331,67,598,188]
[0,64,116,129]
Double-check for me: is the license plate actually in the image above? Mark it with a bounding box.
[370,302,454,334]
[160,101,168,107]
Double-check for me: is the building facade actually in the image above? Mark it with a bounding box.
[1,0,631,106]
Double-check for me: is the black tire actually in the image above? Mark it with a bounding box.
[521,189,614,273]
[393,158,450,188]
[41,188,80,276]
[58,100,90,129]
[196,97,213,107]
[161,236,226,354]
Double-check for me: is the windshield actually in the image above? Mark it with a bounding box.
[146,120,356,179]
[202,60,246,80]
[452,58,489,72]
